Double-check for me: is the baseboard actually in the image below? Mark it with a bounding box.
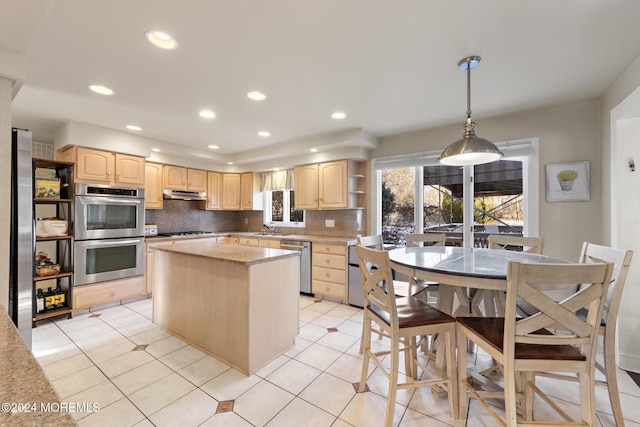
[619,352,640,374]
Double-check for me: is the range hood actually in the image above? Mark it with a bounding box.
[162,189,206,201]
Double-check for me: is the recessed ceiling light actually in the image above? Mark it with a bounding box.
[151,148,160,152]
[145,31,178,50]
[89,85,114,95]
[247,91,266,101]
[208,145,219,149]
[310,148,318,153]
[199,110,216,119]
[258,131,270,137]
[227,162,234,165]
[126,125,142,131]
[331,112,346,120]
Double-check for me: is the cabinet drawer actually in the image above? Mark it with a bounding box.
[312,253,346,270]
[312,279,346,300]
[313,243,346,256]
[226,237,239,245]
[238,237,259,246]
[259,239,281,248]
[73,276,146,310]
[312,266,346,285]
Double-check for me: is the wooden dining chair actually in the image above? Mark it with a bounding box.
[456,260,613,426]
[356,244,458,427]
[405,232,446,248]
[535,242,633,426]
[357,235,429,354]
[472,235,544,316]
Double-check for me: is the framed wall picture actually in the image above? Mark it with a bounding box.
[546,161,590,202]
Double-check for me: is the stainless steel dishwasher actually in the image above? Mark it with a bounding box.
[280,240,312,294]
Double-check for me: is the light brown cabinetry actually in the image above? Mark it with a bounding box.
[163,165,207,191]
[238,236,259,247]
[57,146,144,186]
[294,164,319,209]
[241,172,263,210]
[312,243,347,300]
[73,276,146,310]
[221,173,241,210]
[144,162,163,209]
[206,172,222,210]
[259,238,281,248]
[294,160,366,209]
[164,165,187,189]
[187,169,207,192]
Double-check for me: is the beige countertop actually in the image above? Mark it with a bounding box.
[151,240,300,265]
[146,232,357,245]
[0,306,76,426]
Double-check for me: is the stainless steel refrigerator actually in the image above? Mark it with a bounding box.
[9,128,33,347]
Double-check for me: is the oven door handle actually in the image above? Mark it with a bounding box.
[78,196,143,205]
[78,238,144,248]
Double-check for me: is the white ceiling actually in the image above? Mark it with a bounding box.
[4,0,640,164]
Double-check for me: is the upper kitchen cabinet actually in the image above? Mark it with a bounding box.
[144,162,163,209]
[221,173,241,210]
[241,172,263,210]
[206,171,221,210]
[163,165,187,190]
[187,168,207,192]
[294,164,319,209]
[163,165,207,192]
[56,146,145,186]
[294,160,366,209]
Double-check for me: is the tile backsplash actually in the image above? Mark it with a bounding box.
[146,200,365,237]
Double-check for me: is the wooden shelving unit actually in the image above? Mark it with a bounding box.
[32,158,74,325]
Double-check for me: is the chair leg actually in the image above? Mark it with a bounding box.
[445,323,459,420]
[524,371,535,421]
[579,368,597,426]
[456,327,469,421]
[604,329,625,426]
[503,359,518,426]
[358,316,372,392]
[385,337,400,427]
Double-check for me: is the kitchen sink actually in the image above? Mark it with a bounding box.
[252,232,285,236]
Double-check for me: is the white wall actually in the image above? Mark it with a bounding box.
[371,101,602,260]
[601,56,640,372]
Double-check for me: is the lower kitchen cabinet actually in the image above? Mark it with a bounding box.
[238,236,259,247]
[73,276,146,311]
[259,238,281,248]
[312,243,347,300]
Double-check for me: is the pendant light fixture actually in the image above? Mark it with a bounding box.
[438,56,503,166]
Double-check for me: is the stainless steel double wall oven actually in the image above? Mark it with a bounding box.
[74,183,145,286]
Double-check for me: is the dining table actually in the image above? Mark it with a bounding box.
[388,245,571,317]
[387,246,571,398]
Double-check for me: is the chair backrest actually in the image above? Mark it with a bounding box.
[358,235,384,250]
[503,261,613,357]
[356,244,397,326]
[405,233,446,248]
[488,234,543,254]
[579,242,633,325]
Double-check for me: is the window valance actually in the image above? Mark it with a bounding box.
[262,169,294,191]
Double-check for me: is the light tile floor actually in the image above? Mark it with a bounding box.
[31,296,640,427]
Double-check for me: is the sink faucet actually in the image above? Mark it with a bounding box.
[263,223,276,234]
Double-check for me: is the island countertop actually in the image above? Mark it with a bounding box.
[0,306,76,426]
[151,240,299,266]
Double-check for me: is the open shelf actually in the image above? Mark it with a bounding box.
[34,307,73,322]
[33,271,73,282]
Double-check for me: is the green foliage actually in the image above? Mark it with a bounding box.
[381,182,397,220]
[441,192,463,223]
[556,169,578,181]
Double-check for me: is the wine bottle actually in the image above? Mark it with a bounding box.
[44,287,54,311]
[36,288,45,313]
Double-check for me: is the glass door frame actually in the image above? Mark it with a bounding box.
[370,138,539,247]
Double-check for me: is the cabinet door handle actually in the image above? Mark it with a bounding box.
[107,171,112,177]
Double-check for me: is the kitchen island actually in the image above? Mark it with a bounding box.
[152,241,300,375]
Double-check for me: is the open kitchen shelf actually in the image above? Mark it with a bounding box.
[32,158,74,326]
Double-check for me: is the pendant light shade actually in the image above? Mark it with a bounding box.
[438,56,503,166]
